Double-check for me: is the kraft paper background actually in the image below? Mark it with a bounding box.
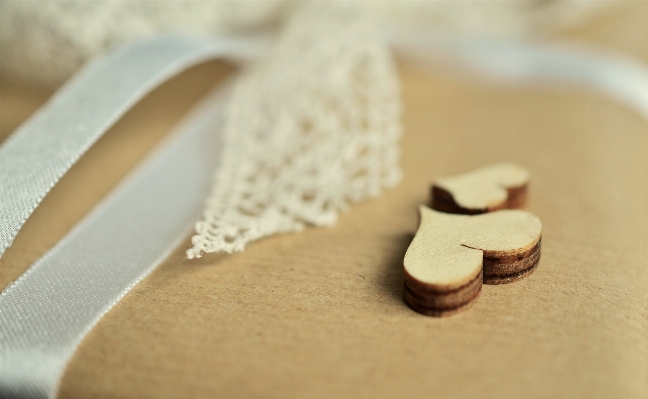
[0,4,646,398]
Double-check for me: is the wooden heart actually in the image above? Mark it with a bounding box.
[404,206,542,317]
[431,163,529,214]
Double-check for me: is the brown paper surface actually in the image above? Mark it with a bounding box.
[1,5,646,399]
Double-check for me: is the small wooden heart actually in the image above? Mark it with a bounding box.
[431,163,529,214]
[404,206,542,317]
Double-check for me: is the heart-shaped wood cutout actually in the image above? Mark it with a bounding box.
[431,163,529,214]
[404,206,542,317]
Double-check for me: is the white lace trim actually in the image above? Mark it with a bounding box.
[187,4,402,258]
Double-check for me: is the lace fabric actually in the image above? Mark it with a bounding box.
[187,4,402,258]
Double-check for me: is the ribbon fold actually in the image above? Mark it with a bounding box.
[0,35,264,259]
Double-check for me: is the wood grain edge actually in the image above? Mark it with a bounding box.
[482,238,541,284]
[403,269,483,317]
[430,184,528,215]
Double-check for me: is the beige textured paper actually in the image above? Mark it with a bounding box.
[0,4,646,398]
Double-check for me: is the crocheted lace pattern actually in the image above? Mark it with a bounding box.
[187,4,402,258]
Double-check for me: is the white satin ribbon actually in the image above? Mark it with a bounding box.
[1,32,648,399]
[0,85,228,398]
[391,34,648,119]
[0,35,265,258]
[0,36,264,399]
